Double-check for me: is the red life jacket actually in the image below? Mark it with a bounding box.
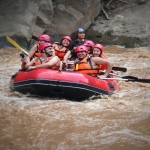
[53,42,67,61]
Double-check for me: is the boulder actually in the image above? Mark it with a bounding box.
[48,0,101,42]
[1,0,149,49]
[0,0,40,48]
[32,0,53,38]
[86,0,150,47]
[0,0,101,49]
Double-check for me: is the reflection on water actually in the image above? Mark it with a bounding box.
[0,46,150,150]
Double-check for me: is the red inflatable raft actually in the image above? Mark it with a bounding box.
[10,68,118,100]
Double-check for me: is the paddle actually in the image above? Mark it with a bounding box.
[102,76,150,83]
[112,67,127,72]
[6,36,29,55]
[73,67,127,73]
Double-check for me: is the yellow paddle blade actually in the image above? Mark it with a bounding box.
[6,36,23,51]
[6,36,28,55]
[75,64,79,70]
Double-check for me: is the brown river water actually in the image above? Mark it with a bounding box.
[0,46,150,150]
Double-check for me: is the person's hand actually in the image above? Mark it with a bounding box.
[27,66,36,71]
[62,61,68,69]
[21,58,27,64]
[97,75,107,79]
[21,57,31,64]
[72,47,76,53]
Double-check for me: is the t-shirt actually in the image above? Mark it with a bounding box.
[68,40,85,60]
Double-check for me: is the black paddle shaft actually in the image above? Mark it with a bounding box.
[112,67,127,72]
[122,76,150,83]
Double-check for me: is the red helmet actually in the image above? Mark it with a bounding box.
[93,44,104,51]
[61,36,72,42]
[37,34,51,42]
[39,42,52,52]
[83,40,94,48]
[75,45,88,53]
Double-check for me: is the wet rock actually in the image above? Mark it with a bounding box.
[137,0,146,4]
[1,0,150,49]
[0,0,101,48]
[86,1,150,48]
[48,0,101,42]
[0,0,41,48]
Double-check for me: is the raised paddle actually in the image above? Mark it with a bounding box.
[6,36,29,55]
[102,76,150,83]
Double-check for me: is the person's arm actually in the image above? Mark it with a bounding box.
[63,50,71,64]
[28,56,60,70]
[92,57,113,78]
[25,44,38,63]
[21,58,35,70]
[59,61,63,71]
[68,41,76,54]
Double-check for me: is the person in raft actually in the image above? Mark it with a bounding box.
[52,36,72,69]
[92,43,108,70]
[62,28,86,69]
[74,45,113,79]
[83,40,94,55]
[25,34,51,63]
[64,28,86,62]
[21,42,60,71]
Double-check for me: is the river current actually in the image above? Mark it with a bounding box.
[0,46,150,150]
